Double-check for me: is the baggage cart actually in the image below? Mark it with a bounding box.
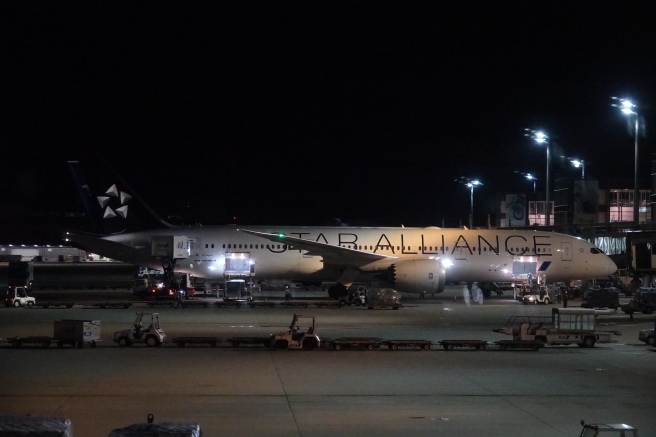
[227,336,271,347]
[330,337,383,350]
[172,336,221,347]
[384,339,433,350]
[54,319,101,348]
[439,339,488,350]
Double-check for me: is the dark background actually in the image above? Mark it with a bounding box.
[2,2,656,242]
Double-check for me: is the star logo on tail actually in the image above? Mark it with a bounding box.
[97,184,132,219]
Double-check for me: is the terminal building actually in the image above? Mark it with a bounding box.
[493,155,656,284]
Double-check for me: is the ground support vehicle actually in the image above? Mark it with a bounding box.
[339,285,367,306]
[581,287,620,309]
[579,420,638,436]
[383,339,433,350]
[366,288,401,309]
[228,336,272,348]
[638,318,655,346]
[521,286,552,305]
[0,414,74,436]
[113,312,166,347]
[108,413,202,437]
[172,336,221,347]
[494,308,621,348]
[439,339,488,350]
[270,314,321,350]
[3,286,36,307]
[621,287,656,318]
[329,337,383,350]
[223,278,253,302]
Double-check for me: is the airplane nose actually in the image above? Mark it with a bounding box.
[605,256,618,276]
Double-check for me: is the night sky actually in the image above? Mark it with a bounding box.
[3,2,656,235]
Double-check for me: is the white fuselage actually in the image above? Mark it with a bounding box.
[95,225,617,290]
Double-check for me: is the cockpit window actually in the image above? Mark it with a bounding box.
[590,248,602,254]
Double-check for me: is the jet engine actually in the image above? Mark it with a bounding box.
[381,259,446,295]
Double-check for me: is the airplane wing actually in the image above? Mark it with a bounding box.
[239,229,397,269]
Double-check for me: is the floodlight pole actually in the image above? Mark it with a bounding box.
[612,97,641,226]
[470,184,474,229]
[633,116,639,225]
[545,143,550,226]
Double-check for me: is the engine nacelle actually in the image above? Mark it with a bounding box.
[388,259,446,295]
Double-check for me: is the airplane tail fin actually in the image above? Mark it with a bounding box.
[68,159,174,235]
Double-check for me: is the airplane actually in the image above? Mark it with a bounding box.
[63,161,618,297]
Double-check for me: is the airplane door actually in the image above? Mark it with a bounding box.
[561,242,572,261]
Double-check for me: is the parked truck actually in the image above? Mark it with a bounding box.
[621,287,656,318]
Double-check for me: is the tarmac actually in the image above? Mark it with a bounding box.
[1,286,655,437]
